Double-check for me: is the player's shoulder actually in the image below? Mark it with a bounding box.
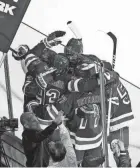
[50,79,65,90]
[81,54,101,62]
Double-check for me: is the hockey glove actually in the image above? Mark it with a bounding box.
[42,30,66,48]
[111,139,131,167]
[12,45,30,60]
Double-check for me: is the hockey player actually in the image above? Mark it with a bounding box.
[21,54,74,128]
[104,62,133,167]
[66,60,133,167]
[12,31,66,113]
[63,63,115,167]
[61,37,133,167]
[13,35,132,167]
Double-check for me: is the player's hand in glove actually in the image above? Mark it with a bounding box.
[12,45,30,61]
[42,30,66,48]
[111,139,131,167]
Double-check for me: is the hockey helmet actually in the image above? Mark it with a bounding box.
[12,44,30,60]
[64,38,83,55]
[53,53,69,74]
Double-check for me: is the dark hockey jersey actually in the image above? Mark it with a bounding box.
[108,80,134,132]
[36,73,71,105]
[63,76,133,150]
[23,71,72,121]
[67,74,134,132]
[69,91,103,150]
[55,87,103,151]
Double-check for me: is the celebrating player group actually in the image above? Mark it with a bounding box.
[12,23,134,167]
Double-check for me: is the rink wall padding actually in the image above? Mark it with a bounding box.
[1,132,26,167]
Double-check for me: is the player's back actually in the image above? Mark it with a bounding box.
[65,87,103,151]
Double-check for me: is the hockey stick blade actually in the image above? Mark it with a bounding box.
[107,32,117,70]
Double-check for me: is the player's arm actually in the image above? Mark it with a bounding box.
[30,30,66,56]
[68,71,119,93]
[29,41,46,58]
[58,123,77,166]
[23,52,55,89]
[22,74,39,97]
[24,122,58,143]
[68,77,99,92]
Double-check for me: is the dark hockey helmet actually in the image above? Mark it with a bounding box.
[53,53,69,74]
[64,38,83,55]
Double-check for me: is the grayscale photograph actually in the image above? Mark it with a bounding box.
[0,0,139,167]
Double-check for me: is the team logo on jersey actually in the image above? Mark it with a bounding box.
[77,95,100,107]
[117,82,130,105]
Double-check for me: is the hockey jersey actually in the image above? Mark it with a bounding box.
[64,75,134,150]
[108,80,134,132]
[56,88,103,151]
[23,50,104,150]
[70,91,102,150]
[67,74,134,132]
[23,71,72,120]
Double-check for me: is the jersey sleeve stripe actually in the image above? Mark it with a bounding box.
[75,139,102,150]
[26,100,39,113]
[110,114,134,126]
[51,104,59,115]
[25,57,38,70]
[24,53,37,64]
[36,74,48,88]
[70,131,102,141]
[74,78,82,92]
[110,119,134,132]
[68,81,73,91]
[110,112,133,122]
[25,54,38,69]
[70,132,102,150]
[68,78,83,92]
[46,105,59,120]
[22,81,30,94]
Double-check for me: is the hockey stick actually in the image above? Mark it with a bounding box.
[97,30,118,136]
[106,33,127,144]
[98,31,117,168]
[106,32,117,138]
[107,32,117,70]
[67,21,82,39]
